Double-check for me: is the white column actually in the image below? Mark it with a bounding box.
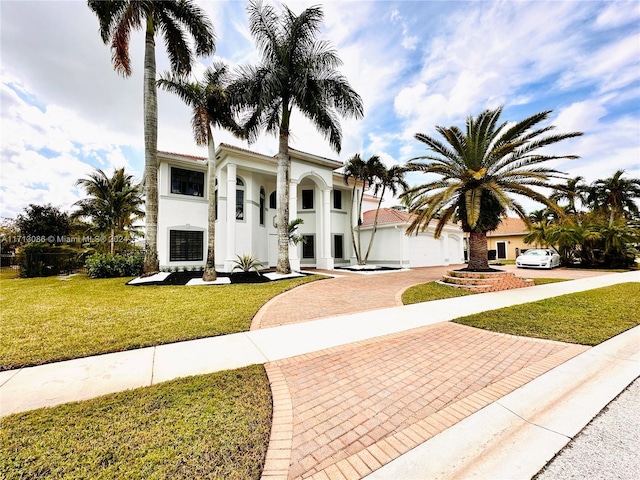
[288,181,300,271]
[225,163,237,271]
[318,188,334,270]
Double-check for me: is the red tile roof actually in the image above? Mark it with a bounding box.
[218,143,262,157]
[158,151,206,162]
[488,217,529,236]
[361,208,412,226]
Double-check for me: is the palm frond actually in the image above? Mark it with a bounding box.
[165,0,215,57]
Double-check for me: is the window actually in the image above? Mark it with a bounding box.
[333,190,342,209]
[333,234,344,260]
[169,230,203,261]
[302,235,315,259]
[302,189,314,210]
[171,167,204,197]
[269,191,277,209]
[236,178,245,220]
[259,187,265,226]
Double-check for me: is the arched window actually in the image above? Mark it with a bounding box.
[269,191,276,209]
[236,178,245,220]
[260,187,266,226]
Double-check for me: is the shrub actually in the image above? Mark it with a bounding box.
[85,252,143,278]
[231,254,264,273]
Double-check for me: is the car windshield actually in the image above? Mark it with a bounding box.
[525,250,547,256]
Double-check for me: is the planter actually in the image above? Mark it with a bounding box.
[230,271,270,284]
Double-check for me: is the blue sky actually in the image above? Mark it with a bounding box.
[1,0,639,219]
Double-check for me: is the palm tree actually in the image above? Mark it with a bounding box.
[363,165,408,264]
[402,106,583,271]
[590,170,640,226]
[550,175,586,213]
[523,220,551,248]
[72,168,144,254]
[157,63,243,281]
[236,0,364,274]
[87,0,215,273]
[343,154,383,264]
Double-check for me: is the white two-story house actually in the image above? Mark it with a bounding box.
[156,144,465,272]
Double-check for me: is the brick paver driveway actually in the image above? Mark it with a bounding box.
[263,323,588,479]
[252,264,614,330]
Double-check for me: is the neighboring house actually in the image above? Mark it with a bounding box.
[358,208,465,268]
[486,217,530,261]
[157,145,465,272]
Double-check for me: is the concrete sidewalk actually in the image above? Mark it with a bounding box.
[1,271,638,480]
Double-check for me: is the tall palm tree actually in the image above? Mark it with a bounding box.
[590,170,640,226]
[363,165,408,264]
[73,168,144,254]
[157,63,244,281]
[343,154,383,264]
[402,106,583,271]
[87,0,215,273]
[236,0,364,274]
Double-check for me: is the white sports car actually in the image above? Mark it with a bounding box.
[516,248,561,269]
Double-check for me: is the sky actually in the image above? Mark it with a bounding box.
[1,0,639,220]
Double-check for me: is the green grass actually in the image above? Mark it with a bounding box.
[0,365,271,480]
[402,278,567,305]
[454,283,640,345]
[0,273,321,370]
[528,277,567,285]
[402,281,474,304]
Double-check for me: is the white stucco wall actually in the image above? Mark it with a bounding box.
[358,224,465,268]
[157,160,209,269]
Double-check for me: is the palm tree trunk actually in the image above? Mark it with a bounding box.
[363,187,386,264]
[609,207,615,227]
[203,128,217,281]
[356,184,366,265]
[142,19,159,274]
[467,230,490,270]
[110,226,115,255]
[349,184,359,263]
[276,124,291,274]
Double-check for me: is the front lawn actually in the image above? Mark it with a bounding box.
[0,273,321,370]
[0,365,271,480]
[454,283,640,345]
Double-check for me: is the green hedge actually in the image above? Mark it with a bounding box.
[85,252,143,278]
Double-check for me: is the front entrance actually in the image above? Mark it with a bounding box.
[496,241,507,260]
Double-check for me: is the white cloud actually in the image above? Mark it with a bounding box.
[595,0,640,28]
[0,79,141,218]
[552,100,607,134]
